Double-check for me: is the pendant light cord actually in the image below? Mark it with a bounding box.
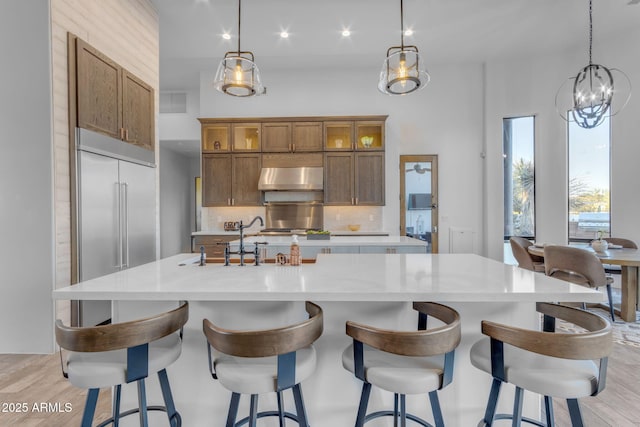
[588,0,592,66]
[237,0,242,55]
[400,0,405,49]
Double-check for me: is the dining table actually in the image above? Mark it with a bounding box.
[528,243,640,322]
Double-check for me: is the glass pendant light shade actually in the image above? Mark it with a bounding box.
[379,46,430,95]
[213,52,264,97]
[378,0,430,95]
[213,0,265,97]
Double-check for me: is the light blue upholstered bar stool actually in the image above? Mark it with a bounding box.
[202,301,323,427]
[342,302,461,427]
[55,301,188,427]
[470,302,612,427]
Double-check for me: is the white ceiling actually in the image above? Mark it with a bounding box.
[151,0,640,91]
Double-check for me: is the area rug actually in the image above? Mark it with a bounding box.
[556,307,640,348]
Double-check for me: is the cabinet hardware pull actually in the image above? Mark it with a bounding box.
[227,198,231,206]
[355,197,359,205]
[292,143,295,152]
[125,129,129,141]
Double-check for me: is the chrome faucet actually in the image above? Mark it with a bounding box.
[229,216,264,266]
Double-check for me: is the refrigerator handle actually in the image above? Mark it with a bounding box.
[122,182,129,268]
[116,182,123,270]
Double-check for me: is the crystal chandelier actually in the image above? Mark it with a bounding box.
[378,0,430,95]
[555,0,631,129]
[213,0,265,97]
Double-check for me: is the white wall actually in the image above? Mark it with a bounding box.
[159,89,201,141]
[160,148,199,256]
[198,63,485,252]
[484,27,640,261]
[0,1,54,353]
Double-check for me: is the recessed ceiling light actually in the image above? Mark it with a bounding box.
[222,33,231,40]
[280,31,289,38]
[404,29,413,36]
[342,29,351,37]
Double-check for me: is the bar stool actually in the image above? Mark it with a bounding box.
[342,302,461,427]
[55,301,189,427]
[202,301,323,427]
[470,302,612,427]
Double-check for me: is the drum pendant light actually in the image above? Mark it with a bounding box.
[555,0,631,129]
[213,0,265,97]
[378,0,430,95]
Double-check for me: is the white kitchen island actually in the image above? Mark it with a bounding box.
[52,253,603,427]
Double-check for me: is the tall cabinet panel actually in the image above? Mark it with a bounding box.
[202,154,232,206]
[232,154,262,206]
[76,38,122,139]
[324,152,354,205]
[355,152,385,205]
[122,70,154,150]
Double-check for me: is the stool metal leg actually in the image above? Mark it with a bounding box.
[292,384,309,427]
[543,396,554,427]
[137,379,149,427]
[393,393,399,427]
[226,393,240,427]
[158,369,180,427]
[606,284,616,321]
[567,399,584,427]
[81,388,100,427]
[355,382,372,427]
[112,384,122,427]
[483,378,502,426]
[277,391,285,427]
[512,386,524,427]
[249,394,259,427]
[429,391,445,427]
[399,394,406,427]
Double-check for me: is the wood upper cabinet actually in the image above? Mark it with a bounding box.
[202,124,230,152]
[202,154,232,206]
[355,121,385,151]
[122,70,154,150]
[261,122,292,152]
[232,123,261,151]
[73,36,155,150]
[202,153,261,206]
[292,122,323,151]
[355,152,385,205]
[262,122,322,152]
[76,38,122,139]
[324,152,384,206]
[324,152,354,205]
[324,121,354,151]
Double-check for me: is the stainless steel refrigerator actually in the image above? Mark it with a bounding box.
[75,128,156,326]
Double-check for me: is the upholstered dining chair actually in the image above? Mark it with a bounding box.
[55,301,189,427]
[603,237,638,274]
[203,301,323,427]
[509,236,545,272]
[544,245,616,321]
[470,302,612,427]
[342,302,461,427]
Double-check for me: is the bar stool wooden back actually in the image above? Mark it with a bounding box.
[55,301,189,427]
[203,301,323,427]
[470,302,612,427]
[342,302,461,427]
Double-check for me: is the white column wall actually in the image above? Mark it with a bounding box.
[0,1,54,353]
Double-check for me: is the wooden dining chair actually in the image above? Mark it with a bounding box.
[203,301,323,427]
[544,245,616,321]
[509,237,545,272]
[342,302,461,427]
[55,301,189,427]
[470,302,612,427]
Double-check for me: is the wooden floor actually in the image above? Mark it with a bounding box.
[1,328,638,426]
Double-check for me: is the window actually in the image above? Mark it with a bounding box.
[503,116,535,240]
[568,116,611,242]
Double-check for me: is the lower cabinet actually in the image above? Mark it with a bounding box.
[264,244,424,260]
[359,245,427,254]
[192,235,237,258]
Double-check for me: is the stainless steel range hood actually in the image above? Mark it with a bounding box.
[258,167,323,191]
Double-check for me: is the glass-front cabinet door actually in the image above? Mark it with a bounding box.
[232,123,261,151]
[355,121,384,151]
[202,124,230,152]
[324,121,353,151]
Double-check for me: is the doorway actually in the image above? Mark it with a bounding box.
[400,155,438,253]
